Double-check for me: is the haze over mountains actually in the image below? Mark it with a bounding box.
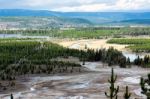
[0,9,150,28]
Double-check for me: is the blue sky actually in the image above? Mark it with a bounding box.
[0,0,150,12]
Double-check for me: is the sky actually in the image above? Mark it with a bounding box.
[0,0,150,12]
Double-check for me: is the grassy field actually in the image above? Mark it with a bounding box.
[107,38,150,44]
[22,27,150,38]
[107,38,150,52]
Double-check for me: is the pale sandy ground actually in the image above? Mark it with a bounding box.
[56,39,128,51]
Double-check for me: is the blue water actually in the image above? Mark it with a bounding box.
[0,34,49,38]
[123,52,144,62]
[0,34,21,38]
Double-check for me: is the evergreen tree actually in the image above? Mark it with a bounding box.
[119,57,127,68]
[105,68,119,99]
[124,86,131,99]
[10,94,13,99]
[140,74,150,99]
[126,57,131,67]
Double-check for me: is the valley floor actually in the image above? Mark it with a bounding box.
[0,38,150,99]
[0,62,149,99]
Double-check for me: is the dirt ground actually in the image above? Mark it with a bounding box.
[56,39,128,51]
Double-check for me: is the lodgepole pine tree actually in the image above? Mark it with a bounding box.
[105,68,119,99]
[124,86,131,99]
[10,93,13,99]
[140,75,150,99]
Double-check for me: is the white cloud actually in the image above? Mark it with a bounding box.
[52,3,112,12]
[0,0,150,12]
[20,0,99,7]
[19,0,53,7]
[115,0,150,10]
[51,0,150,12]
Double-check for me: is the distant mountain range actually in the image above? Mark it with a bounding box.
[0,9,150,28]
